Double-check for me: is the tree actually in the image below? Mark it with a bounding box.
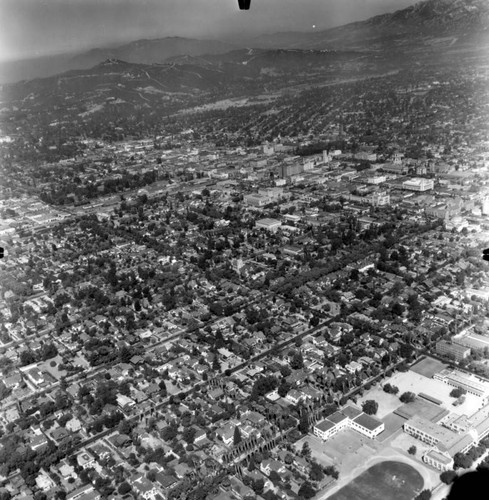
[299,411,310,434]
[19,350,36,366]
[278,381,291,398]
[408,445,417,455]
[324,466,339,479]
[298,481,316,499]
[400,391,416,403]
[0,489,11,500]
[414,489,431,500]
[383,383,399,395]
[453,452,473,470]
[233,426,242,446]
[399,343,414,359]
[450,387,467,398]
[301,441,311,459]
[309,461,324,482]
[290,351,304,370]
[212,355,221,372]
[268,469,281,485]
[440,470,457,484]
[362,400,378,415]
[252,478,265,495]
[118,482,131,495]
[117,419,132,435]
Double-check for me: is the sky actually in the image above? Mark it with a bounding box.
[0,0,419,62]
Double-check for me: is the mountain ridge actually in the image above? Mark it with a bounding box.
[1,0,488,84]
[0,37,240,84]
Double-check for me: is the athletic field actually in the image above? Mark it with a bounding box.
[329,460,424,500]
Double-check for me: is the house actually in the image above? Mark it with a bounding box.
[90,443,112,460]
[293,456,309,474]
[345,361,363,374]
[25,367,44,387]
[243,410,266,426]
[66,417,82,433]
[286,389,304,405]
[29,431,49,451]
[66,484,100,500]
[154,472,178,498]
[117,394,136,411]
[129,473,159,500]
[216,423,236,446]
[194,428,207,443]
[260,459,286,476]
[227,476,255,499]
[77,450,96,470]
[50,427,70,445]
[3,373,22,389]
[109,433,131,448]
[174,462,192,479]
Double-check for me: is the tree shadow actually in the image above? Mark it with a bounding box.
[447,470,489,499]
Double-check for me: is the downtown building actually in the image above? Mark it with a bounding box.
[402,177,434,192]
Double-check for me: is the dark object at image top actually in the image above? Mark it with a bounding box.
[238,0,251,10]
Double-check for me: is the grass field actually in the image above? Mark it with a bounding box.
[329,460,424,500]
[410,357,447,378]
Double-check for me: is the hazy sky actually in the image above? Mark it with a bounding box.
[0,0,418,62]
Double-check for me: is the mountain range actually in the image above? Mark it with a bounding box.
[0,37,239,85]
[0,0,488,86]
[253,0,489,50]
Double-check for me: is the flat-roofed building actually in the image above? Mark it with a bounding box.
[370,191,390,207]
[402,178,434,192]
[423,449,453,472]
[244,194,269,207]
[436,340,471,362]
[314,405,383,441]
[314,419,336,441]
[351,413,385,438]
[468,404,489,442]
[255,218,282,232]
[404,415,460,447]
[404,416,474,458]
[278,163,303,178]
[434,368,489,398]
[453,332,489,353]
[381,163,409,175]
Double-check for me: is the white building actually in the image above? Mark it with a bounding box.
[255,218,282,232]
[314,405,384,441]
[434,368,489,398]
[402,178,434,192]
[370,191,390,207]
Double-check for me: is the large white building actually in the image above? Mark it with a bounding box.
[404,401,489,471]
[402,178,434,192]
[370,191,390,207]
[255,218,282,232]
[434,368,489,398]
[314,405,384,441]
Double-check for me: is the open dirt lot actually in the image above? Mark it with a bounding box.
[387,370,483,417]
[356,387,404,419]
